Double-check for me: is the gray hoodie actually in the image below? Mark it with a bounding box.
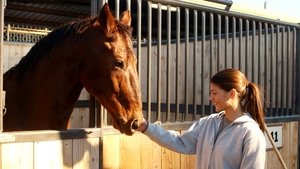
[144,112,266,169]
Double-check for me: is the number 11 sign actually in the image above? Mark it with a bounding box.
[265,125,283,149]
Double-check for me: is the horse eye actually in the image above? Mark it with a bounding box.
[114,60,124,69]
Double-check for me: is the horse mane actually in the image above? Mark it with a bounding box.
[3,16,98,80]
[4,15,133,81]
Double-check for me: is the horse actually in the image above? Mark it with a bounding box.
[3,3,143,136]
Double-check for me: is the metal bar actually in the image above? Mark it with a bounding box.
[201,11,205,116]
[98,102,104,127]
[245,19,249,76]
[114,0,120,19]
[157,3,162,121]
[185,8,189,119]
[296,28,300,114]
[147,1,152,121]
[225,15,228,68]
[258,22,261,85]
[175,7,180,121]
[193,10,198,119]
[239,18,242,70]
[286,27,290,115]
[275,25,280,116]
[136,0,142,75]
[217,14,221,71]
[252,21,256,82]
[270,24,274,116]
[264,23,268,112]
[99,0,106,7]
[232,17,236,67]
[291,27,296,114]
[126,0,131,10]
[298,28,300,169]
[166,5,171,121]
[209,13,214,113]
[281,26,285,115]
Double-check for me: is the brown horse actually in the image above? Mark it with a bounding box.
[3,4,143,136]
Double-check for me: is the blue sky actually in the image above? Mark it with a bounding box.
[233,0,300,19]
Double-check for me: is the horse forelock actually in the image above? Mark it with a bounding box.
[5,17,98,80]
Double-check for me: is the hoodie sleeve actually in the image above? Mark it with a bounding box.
[240,129,266,169]
[143,121,201,154]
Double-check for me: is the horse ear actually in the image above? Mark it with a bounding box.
[120,10,131,26]
[99,3,116,34]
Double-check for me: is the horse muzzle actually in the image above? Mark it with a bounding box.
[112,117,141,136]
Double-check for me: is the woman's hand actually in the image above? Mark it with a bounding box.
[137,118,148,132]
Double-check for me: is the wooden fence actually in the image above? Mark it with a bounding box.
[1,122,297,169]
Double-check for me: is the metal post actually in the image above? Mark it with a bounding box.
[0,0,6,132]
[296,27,300,169]
[296,27,300,117]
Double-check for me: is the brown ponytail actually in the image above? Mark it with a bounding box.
[243,82,265,132]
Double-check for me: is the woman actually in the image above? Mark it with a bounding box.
[138,68,266,169]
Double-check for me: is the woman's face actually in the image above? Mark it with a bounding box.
[209,83,232,112]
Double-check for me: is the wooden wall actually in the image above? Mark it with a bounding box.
[0,121,297,168]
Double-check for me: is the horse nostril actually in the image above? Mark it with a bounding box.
[131,119,139,130]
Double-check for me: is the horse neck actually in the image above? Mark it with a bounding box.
[4,46,84,130]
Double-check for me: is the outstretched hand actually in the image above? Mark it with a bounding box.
[137,118,148,132]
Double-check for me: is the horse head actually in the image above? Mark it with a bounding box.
[79,4,143,135]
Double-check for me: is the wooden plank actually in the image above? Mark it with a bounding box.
[89,138,100,169]
[34,140,65,169]
[69,108,90,129]
[2,142,34,169]
[103,134,120,169]
[161,147,180,169]
[180,154,195,169]
[62,139,73,169]
[288,121,298,169]
[119,134,142,169]
[140,134,162,169]
[72,138,100,169]
[266,150,278,169]
[281,123,290,168]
